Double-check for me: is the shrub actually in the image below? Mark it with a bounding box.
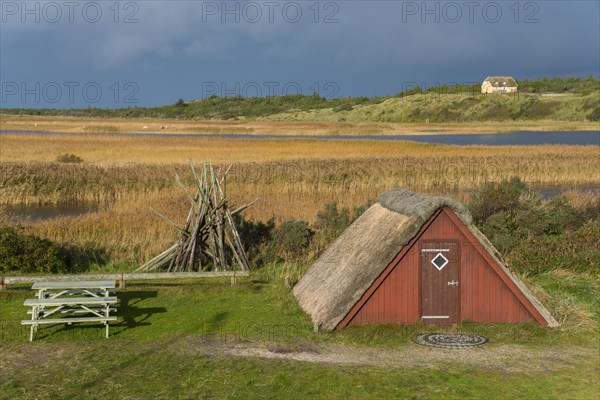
[61,243,110,273]
[545,196,582,234]
[508,221,600,275]
[566,191,600,223]
[0,225,68,274]
[55,153,84,163]
[470,178,600,254]
[333,103,353,112]
[271,220,313,260]
[469,177,531,224]
[470,178,559,252]
[470,179,600,273]
[513,203,553,237]
[481,212,520,254]
[234,214,275,263]
[314,202,352,241]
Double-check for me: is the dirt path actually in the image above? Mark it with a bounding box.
[1,338,595,377]
[180,338,595,373]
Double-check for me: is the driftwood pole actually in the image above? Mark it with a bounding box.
[138,162,256,273]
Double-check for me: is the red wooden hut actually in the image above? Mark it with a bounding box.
[294,189,558,330]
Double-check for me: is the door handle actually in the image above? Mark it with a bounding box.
[447,280,459,286]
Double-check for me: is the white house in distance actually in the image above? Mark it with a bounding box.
[481,76,518,94]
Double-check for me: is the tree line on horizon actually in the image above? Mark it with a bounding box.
[2,75,598,121]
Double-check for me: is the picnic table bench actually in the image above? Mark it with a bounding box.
[22,281,117,341]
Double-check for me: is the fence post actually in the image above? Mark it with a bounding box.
[0,276,5,291]
[119,274,126,289]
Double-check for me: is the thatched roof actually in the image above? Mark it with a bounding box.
[293,188,558,331]
[483,76,518,88]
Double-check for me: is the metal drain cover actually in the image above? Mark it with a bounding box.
[413,333,489,348]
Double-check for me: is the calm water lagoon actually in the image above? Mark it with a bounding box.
[2,130,599,146]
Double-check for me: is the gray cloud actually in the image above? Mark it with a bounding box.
[1,0,598,106]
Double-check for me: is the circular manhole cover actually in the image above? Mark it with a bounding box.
[413,333,489,348]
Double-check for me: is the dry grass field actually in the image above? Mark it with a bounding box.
[1,129,599,264]
[2,116,598,262]
[2,130,600,165]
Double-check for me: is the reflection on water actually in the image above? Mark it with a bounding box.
[531,184,599,199]
[2,130,599,146]
[388,131,600,146]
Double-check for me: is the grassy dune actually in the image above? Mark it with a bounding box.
[3,76,599,125]
[263,92,600,123]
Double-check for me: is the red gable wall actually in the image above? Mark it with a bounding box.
[339,207,543,328]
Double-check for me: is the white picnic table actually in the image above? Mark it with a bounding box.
[22,281,117,341]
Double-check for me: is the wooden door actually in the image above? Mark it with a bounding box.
[420,241,460,324]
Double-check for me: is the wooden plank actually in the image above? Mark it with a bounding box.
[32,281,115,290]
[4,271,249,284]
[39,289,116,296]
[488,268,496,323]
[407,250,414,322]
[28,308,116,315]
[22,316,117,325]
[462,241,472,320]
[339,209,443,329]
[442,207,550,325]
[24,297,117,306]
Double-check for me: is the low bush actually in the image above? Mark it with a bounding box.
[0,224,68,274]
[470,177,532,224]
[235,214,275,260]
[314,202,367,242]
[55,153,84,163]
[333,103,353,112]
[314,202,352,241]
[508,221,600,275]
[270,220,313,260]
[471,178,599,275]
[238,202,369,266]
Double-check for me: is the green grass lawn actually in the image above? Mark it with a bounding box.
[2,340,597,400]
[1,267,598,399]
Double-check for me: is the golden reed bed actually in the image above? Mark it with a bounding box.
[1,129,598,264]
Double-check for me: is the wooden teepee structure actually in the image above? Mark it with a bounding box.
[138,161,256,272]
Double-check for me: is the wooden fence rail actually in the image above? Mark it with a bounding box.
[0,271,250,289]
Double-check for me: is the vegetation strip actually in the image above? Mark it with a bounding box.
[2,77,598,122]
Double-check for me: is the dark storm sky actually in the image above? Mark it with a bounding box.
[1,0,598,108]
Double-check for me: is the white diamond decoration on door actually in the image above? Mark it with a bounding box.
[431,253,449,271]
